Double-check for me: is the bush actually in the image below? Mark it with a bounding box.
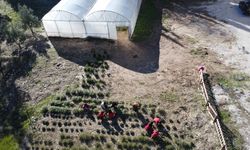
[97,92,105,99]
[86,78,97,85]
[105,143,112,149]
[158,109,166,116]
[79,133,93,144]
[50,101,64,107]
[42,121,49,126]
[63,101,75,107]
[73,109,84,117]
[55,95,67,101]
[49,106,71,115]
[41,106,49,114]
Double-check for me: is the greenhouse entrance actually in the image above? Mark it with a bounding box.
[116,27,129,40]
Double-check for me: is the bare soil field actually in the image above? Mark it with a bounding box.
[11,0,250,149]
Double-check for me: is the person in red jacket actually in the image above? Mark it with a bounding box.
[153,117,161,125]
[151,130,159,139]
[97,111,105,120]
[144,121,154,135]
[108,110,116,120]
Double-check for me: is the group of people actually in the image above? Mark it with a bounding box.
[97,101,117,121]
[144,117,161,139]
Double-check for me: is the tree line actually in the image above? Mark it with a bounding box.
[0,1,40,50]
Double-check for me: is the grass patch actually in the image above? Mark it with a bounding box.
[131,0,158,41]
[0,135,19,150]
[219,109,245,150]
[215,72,250,89]
[219,109,231,124]
[159,91,179,102]
[21,95,55,130]
[27,95,55,117]
[190,47,208,57]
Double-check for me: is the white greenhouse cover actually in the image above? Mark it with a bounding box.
[42,0,142,40]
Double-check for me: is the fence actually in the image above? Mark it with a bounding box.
[198,66,227,150]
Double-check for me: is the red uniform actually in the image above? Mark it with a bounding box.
[144,122,153,131]
[108,111,116,119]
[97,111,105,120]
[151,130,159,139]
[153,117,161,125]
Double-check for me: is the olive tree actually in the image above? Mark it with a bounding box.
[6,21,26,50]
[18,4,40,37]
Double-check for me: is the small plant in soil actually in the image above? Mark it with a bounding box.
[72,96,82,104]
[41,106,49,115]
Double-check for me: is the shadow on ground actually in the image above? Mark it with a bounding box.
[0,36,50,140]
[49,0,165,74]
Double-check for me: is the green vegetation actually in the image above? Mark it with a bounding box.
[0,135,19,150]
[159,91,179,102]
[0,0,40,49]
[219,109,245,150]
[18,4,40,37]
[131,0,158,41]
[190,47,208,57]
[216,72,250,89]
[219,109,231,124]
[26,95,55,117]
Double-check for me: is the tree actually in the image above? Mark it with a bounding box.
[18,4,40,37]
[0,14,11,42]
[6,21,26,50]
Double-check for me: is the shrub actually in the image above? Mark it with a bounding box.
[79,133,93,143]
[95,143,102,149]
[42,121,49,126]
[82,82,90,89]
[63,101,75,107]
[50,101,64,107]
[84,66,95,74]
[86,78,97,85]
[73,109,84,117]
[105,143,112,149]
[97,92,105,99]
[41,106,49,114]
[158,109,166,117]
[55,95,67,101]
[49,106,71,115]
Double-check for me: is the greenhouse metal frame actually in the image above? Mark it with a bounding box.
[42,0,142,40]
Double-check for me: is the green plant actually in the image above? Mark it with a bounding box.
[73,109,84,117]
[219,110,231,124]
[159,91,178,102]
[79,133,93,144]
[86,78,97,85]
[105,143,112,149]
[158,109,166,116]
[0,135,19,150]
[41,106,49,114]
[49,106,71,115]
[131,0,158,41]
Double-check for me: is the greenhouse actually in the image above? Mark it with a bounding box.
[42,0,142,40]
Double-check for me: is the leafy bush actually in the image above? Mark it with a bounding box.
[73,109,84,117]
[55,95,67,101]
[49,107,71,115]
[84,66,95,74]
[51,101,64,107]
[86,78,97,85]
[79,133,93,143]
[41,106,49,114]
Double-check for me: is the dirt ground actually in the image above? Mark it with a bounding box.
[15,0,250,149]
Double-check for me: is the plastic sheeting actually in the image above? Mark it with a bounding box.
[42,0,142,39]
